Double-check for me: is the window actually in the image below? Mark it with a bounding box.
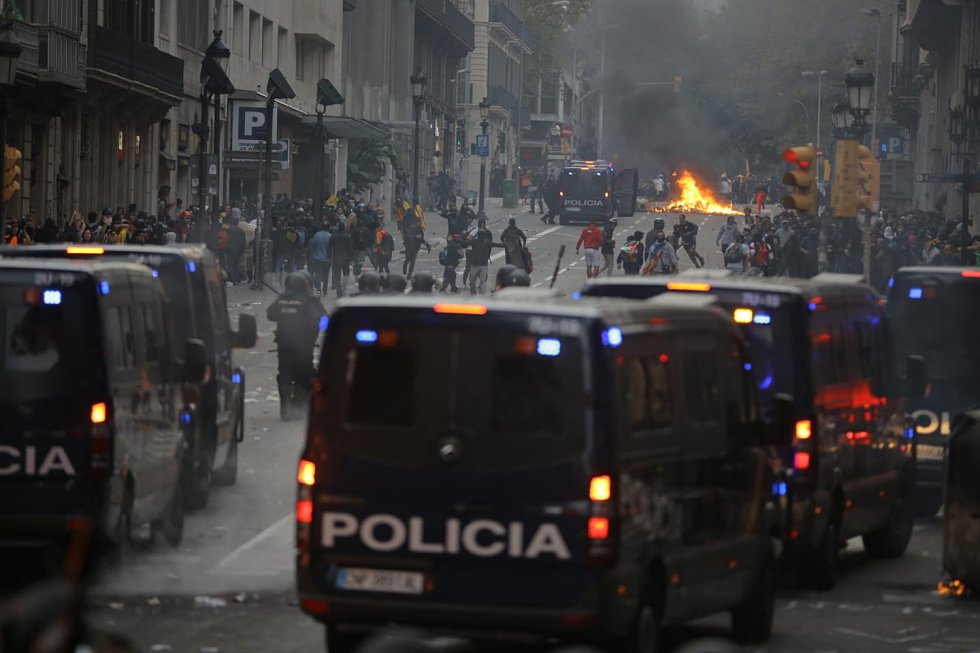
[277,27,287,68]
[346,348,415,426]
[262,19,273,67]
[491,356,565,438]
[624,356,672,432]
[141,304,160,363]
[682,351,720,424]
[232,2,245,53]
[249,11,261,63]
[160,0,170,37]
[540,76,558,115]
[296,40,326,82]
[107,306,136,370]
[177,0,209,50]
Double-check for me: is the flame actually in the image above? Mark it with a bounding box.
[650,170,741,215]
[937,579,968,597]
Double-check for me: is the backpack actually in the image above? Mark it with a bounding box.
[620,241,640,262]
[724,243,743,264]
[438,248,449,266]
[753,241,770,267]
[217,229,229,251]
[522,247,533,273]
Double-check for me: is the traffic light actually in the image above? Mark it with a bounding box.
[780,145,817,216]
[854,145,879,212]
[3,145,22,203]
[497,132,506,151]
[455,120,465,153]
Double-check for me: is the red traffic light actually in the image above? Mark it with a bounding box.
[782,148,798,164]
[783,146,814,170]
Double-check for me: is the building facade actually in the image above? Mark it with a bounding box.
[889,0,980,225]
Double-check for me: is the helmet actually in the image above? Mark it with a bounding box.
[507,270,531,287]
[495,265,518,290]
[284,271,310,293]
[410,271,436,293]
[357,271,382,294]
[382,274,408,294]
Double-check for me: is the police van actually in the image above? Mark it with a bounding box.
[886,266,980,516]
[296,294,793,651]
[0,260,205,582]
[558,160,639,225]
[1,244,257,508]
[581,273,924,589]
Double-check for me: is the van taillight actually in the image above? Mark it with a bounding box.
[589,475,611,502]
[588,517,610,539]
[90,402,108,424]
[296,459,316,567]
[795,419,812,440]
[298,459,316,486]
[296,499,313,524]
[587,473,616,565]
[794,451,811,470]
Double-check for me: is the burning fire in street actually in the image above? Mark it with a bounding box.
[650,170,742,215]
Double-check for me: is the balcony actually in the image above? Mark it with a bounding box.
[889,61,921,130]
[490,85,517,115]
[12,22,86,90]
[89,26,183,102]
[417,0,475,52]
[489,2,533,50]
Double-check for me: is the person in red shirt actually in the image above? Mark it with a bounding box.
[576,218,606,278]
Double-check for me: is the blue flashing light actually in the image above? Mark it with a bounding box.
[179,411,192,426]
[187,261,197,273]
[752,312,772,325]
[42,289,62,305]
[536,338,562,357]
[871,316,881,325]
[152,269,159,278]
[908,287,923,299]
[771,482,788,497]
[760,374,773,390]
[355,329,379,344]
[808,301,816,312]
[319,315,329,332]
[905,427,915,440]
[601,327,623,348]
[98,281,110,295]
[743,362,753,371]
[888,277,894,289]
[232,373,242,385]
[572,291,581,300]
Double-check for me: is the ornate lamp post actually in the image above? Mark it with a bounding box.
[410,68,427,211]
[478,97,490,218]
[0,20,22,226]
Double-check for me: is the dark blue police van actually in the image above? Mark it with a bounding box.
[558,160,639,225]
[0,260,206,587]
[296,294,793,651]
[582,273,924,590]
[887,266,980,516]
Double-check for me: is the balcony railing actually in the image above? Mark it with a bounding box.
[89,26,184,99]
[13,22,86,89]
[489,2,532,47]
[490,85,517,112]
[417,0,476,50]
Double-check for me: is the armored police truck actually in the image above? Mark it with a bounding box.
[296,294,792,652]
[558,160,639,225]
[0,260,205,587]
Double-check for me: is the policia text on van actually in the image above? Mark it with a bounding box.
[582,273,926,590]
[0,244,257,510]
[296,294,794,652]
[0,260,206,585]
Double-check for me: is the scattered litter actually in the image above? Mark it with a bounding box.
[212,525,226,532]
[193,596,227,608]
[262,427,269,432]
[265,395,279,401]
[244,398,258,404]
[234,592,248,604]
[146,597,161,607]
[252,437,261,441]
[150,645,172,652]
[201,648,220,653]
[108,602,124,610]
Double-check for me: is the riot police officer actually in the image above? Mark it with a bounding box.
[267,272,326,420]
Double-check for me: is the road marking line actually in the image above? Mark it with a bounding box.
[489,225,561,262]
[213,513,292,572]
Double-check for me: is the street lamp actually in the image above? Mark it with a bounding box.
[252,68,295,290]
[0,20,21,226]
[950,107,967,146]
[204,30,231,229]
[845,58,875,136]
[965,65,980,107]
[831,100,854,138]
[313,78,345,222]
[410,67,427,211]
[478,97,491,217]
[195,30,234,238]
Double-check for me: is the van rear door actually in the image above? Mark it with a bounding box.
[308,309,596,610]
[0,270,106,520]
[613,168,639,217]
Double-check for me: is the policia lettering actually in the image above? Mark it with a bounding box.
[913,410,952,436]
[322,513,572,560]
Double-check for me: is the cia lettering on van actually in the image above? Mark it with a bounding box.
[0,446,76,476]
[913,410,952,436]
[322,512,571,560]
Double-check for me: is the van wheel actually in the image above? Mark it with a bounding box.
[626,584,662,653]
[184,451,212,510]
[212,436,238,486]
[324,625,366,653]
[157,471,185,547]
[863,499,913,559]
[799,521,839,591]
[731,559,775,643]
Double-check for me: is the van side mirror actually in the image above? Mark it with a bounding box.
[904,354,927,399]
[234,314,258,349]
[183,339,208,383]
[768,393,796,447]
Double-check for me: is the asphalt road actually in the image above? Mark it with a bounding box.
[86,200,980,652]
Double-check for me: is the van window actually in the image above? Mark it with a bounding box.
[624,357,672,432]
[141,303,161,364]
[682,350,721,424]
[347,347,415,426]
[106,306,136,370]
[491,355,565,437]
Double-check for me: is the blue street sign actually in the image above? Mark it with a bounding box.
[475,134,490,157]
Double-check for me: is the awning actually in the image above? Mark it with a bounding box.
[300,115,391,140]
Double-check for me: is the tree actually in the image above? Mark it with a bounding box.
[347,140,399,193]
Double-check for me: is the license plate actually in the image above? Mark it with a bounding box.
[335,567,424,595]
[917,444,946,461]
[566,206,581,212]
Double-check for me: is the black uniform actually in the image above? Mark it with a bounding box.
[267,283,326,419]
